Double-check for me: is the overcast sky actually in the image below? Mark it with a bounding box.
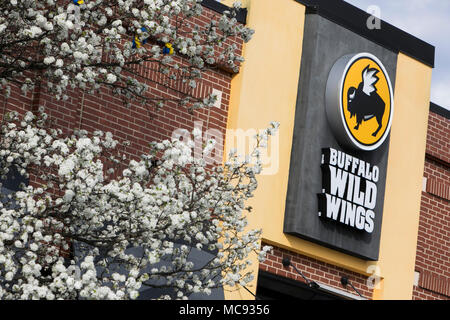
[344,0,450,110]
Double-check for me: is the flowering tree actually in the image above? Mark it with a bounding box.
[0,0,252,110]
[0,0,276,300]
[0,109,277,299]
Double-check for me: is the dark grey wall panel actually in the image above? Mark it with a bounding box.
[283,13,397,261]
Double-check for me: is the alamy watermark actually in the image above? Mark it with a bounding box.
[171,121,280,175]
[366,264,382,290]
[67,3,82,30]
[366,5,381,30]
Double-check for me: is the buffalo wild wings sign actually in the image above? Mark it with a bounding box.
[317,53,394,235]
[283,13,397,261]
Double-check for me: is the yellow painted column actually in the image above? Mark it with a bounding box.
[222,0,306,300]
[373,53,432,299]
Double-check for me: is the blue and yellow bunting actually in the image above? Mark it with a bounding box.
[130,28,174,55]
[163,43,174,55]
[132,27,148,49]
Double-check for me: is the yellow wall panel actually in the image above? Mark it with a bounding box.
[223,0,306,299]
[373,53,432,299]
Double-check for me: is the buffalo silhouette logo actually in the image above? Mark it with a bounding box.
[325,53,394,151]
[347,65,386,137]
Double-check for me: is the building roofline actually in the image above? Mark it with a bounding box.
[201,0,247,24]
[296,0,435,68]
[430,102,450,119]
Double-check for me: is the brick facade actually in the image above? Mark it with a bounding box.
[259,243,373,299]
[260,105,449,300]
[0,5,241,163]
[0,4,244,277]
[1,2,448,301]
[413,107,450,300]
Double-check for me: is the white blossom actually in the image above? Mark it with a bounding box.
[0,1,270,300]
[0,0,252,108]
[43,57,55,65]
[0,110,277,300]
[106,74,117,84]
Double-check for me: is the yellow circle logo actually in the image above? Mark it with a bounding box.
[326,53,394,151]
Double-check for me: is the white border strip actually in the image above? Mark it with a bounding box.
[316,283,368,300]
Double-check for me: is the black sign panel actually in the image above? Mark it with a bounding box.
[283,13,397,261]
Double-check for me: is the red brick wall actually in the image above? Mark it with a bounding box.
[259,243,373,299]
[425,111,450,165]
[0,5,241,163]
[412,109,450,300]
[0,5,243,270]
